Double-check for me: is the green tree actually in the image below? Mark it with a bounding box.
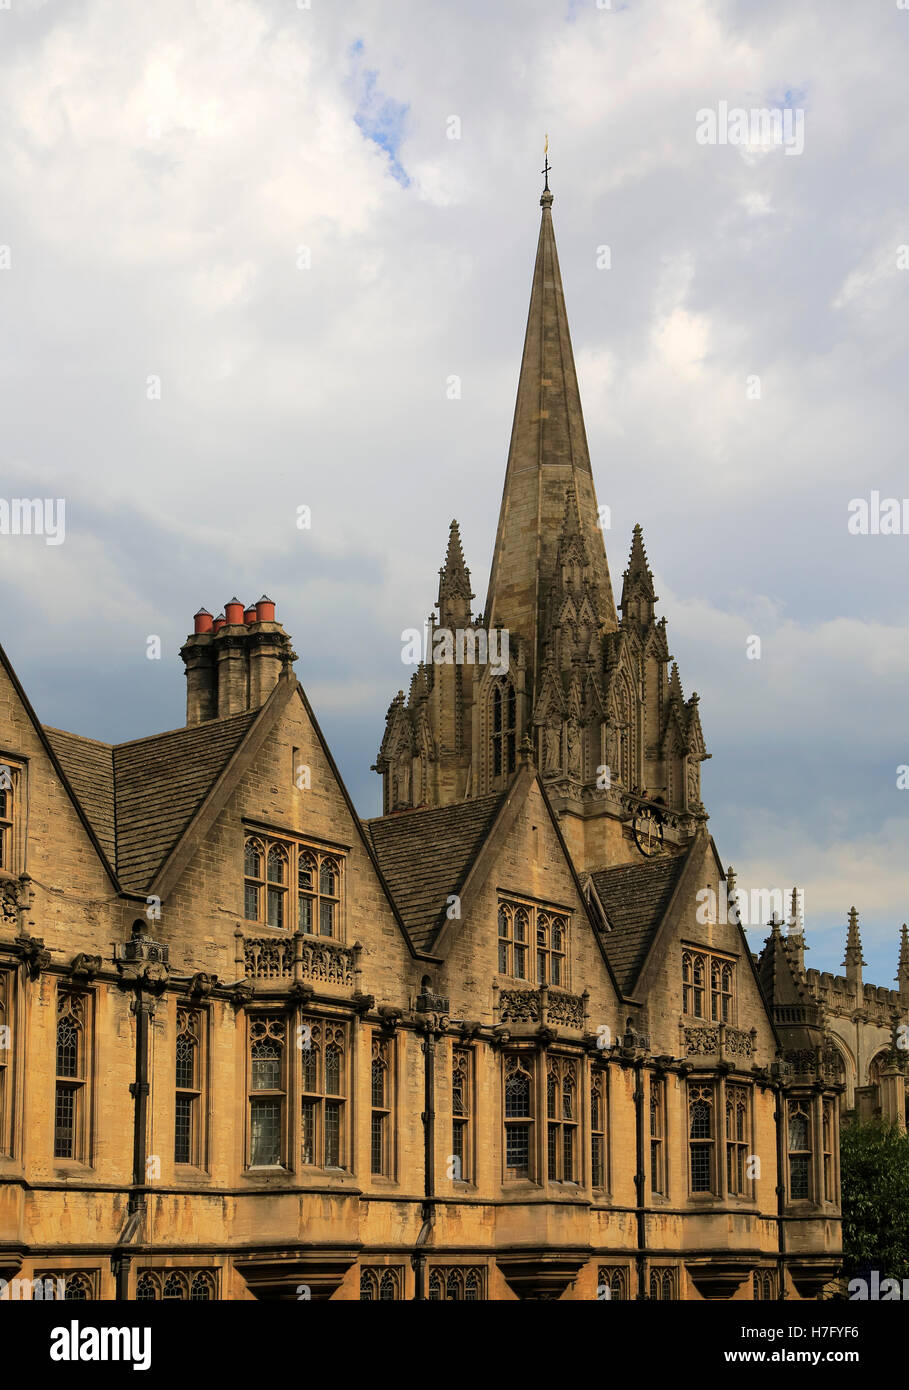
[840,1120,909,1280]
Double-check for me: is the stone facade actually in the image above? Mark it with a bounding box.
[1,184,893,1302]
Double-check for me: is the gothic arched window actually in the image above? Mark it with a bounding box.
[591,1072,606,1188]
[682,952,706,1018]
[175,1008,203,1166]
[546,1057,578,1182]
[688,1082,714,1192]
[491,677,516,778]
[248,1016,286,1168]
[649,1267,675,1300]
[504,1055,533,1179]
[266,845,287,928]
[190,1271,215,1301]
[725,1084,749,1195]
[787,1099,811,1200]
[300,1019,347,1169]
[55,993,87,1160]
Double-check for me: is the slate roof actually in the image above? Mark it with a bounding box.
[45,711,256,892]
[365,791,507,952]
[43,727,116,865]
[591,849,690,994]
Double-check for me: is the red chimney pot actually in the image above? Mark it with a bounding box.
[256,594,276,623]
[225,597,245,625]
[244,606,258,624]
[194,607,213,635]
[212,613,227,634]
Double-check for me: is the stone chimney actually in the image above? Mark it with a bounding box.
[180,595,296,725]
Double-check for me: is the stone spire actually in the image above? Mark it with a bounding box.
[786,887,807,973]
[437,520,474,629]
[620,524,657,627]
[843,906,865,990]
[897,923,909,1005]
[484,181,617,700]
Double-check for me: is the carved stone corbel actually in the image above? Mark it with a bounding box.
[70,953,103,981]
[16,934,51,980]
[227,979,255,1010]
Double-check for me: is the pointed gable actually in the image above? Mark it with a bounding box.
[111,710,257,892]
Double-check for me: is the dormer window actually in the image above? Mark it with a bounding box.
[682,949,735,1022]
[498,898,569,986]
[244,834,344,937]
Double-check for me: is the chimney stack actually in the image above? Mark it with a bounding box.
[180,595,296,725]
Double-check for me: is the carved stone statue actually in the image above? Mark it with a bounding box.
[544,720,561,774]
[687,755,699,807]
[395,750,412,803]
[566,719,581,776]
[605,722,619,783]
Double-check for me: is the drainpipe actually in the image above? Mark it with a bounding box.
[413,1022,437,1300]
[633,1058,647,1298]
[774,1081,788,1298]
[115,990,154,1300]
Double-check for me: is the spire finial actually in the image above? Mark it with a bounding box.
[541,133,553,205]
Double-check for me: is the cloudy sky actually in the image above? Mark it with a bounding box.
[0,0,907,985]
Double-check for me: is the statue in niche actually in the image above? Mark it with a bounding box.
[544,719,562,774]
[605,722,619,785]
[567,719,581,777]
[687,755,700,808]
[395,750,412,804]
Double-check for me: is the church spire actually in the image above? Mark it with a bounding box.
[485,175,617,697]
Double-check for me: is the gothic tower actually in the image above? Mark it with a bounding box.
[376,179,710,874]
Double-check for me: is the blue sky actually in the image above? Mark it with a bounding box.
[0,0,906,988]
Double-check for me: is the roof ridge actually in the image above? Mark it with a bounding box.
[43,725,114,750]
[112,708,256,753]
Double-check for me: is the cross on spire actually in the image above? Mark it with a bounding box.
[542,134,551,193]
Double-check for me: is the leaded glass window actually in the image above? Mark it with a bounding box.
[725,1084,750,1195]
[504,1054,533,1179]
[371,1035,392,1176]
[427,1266,485,1301]
[451,1047,471,1183]
[55,993,87,1160]
[248,1016,286,1167]
[688,1081,714,1193]
[175,1008,203,1166]
[299,1018,346,1169]
[650,1075,665,1195]
[591,1070,606,1189]
[498,899,568,985]
[788,1099,811,1200]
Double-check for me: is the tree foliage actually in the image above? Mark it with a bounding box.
[840,1120,909,1280]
